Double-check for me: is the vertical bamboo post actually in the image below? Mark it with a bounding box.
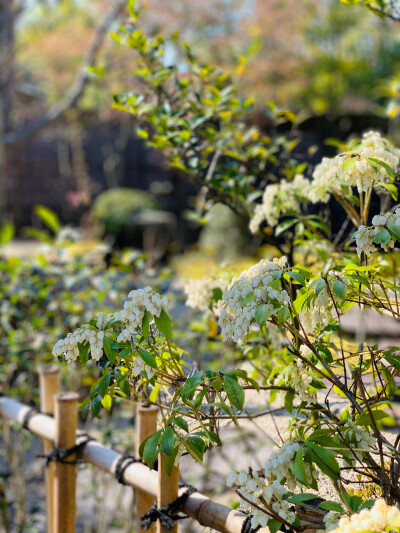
[136,405,158,532]
[157,454,179,533]
[38,366,60,533]
[54,392,78,533]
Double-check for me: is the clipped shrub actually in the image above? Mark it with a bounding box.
[91,187,157,237]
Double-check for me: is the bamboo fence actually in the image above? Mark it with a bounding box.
[0,367,252,533]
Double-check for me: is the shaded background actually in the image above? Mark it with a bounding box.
[2,0,400,246]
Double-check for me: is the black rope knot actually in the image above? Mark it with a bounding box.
[115,453,143,484]
[21,407,38,430]
[241,515,261,533]
[140,484,198,531]
[38,434,93,467]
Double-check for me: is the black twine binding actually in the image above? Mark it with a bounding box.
[140,483,198,531]
[241,515,261,533]
[38,434,94,467]
[21,407,38,430]
[115,453,143,484]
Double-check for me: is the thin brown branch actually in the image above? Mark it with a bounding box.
[3,0,127,147]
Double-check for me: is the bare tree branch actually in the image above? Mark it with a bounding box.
[3,0,127,147]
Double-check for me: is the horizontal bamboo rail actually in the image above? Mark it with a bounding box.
[0,395,249,533]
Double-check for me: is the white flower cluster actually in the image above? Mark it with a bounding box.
[331,499,400,533]
[308,131,400,203]
[250,174,310,233]
[264,440,303,490]
[53,315,105,361]
[115,287,168,343]
[286,360,316,404]
[218,257,289,342]
[302,305,332,336]
[55,226,81,245]
[324,511,342,532]
[301,273,349,336]
[267,322,287,352]
[354,208,400,256]
[341,421,376,462]
[226,470,295,529]
[53,287,168,363]
[184,276,228,312]
[132,357,155,379]
[297,239,334,260]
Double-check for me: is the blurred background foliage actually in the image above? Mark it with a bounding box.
[12,0,400,117]
[4,0,400,236]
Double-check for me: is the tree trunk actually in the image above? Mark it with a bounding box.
[0,0,15,224]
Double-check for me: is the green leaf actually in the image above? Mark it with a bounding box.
[142,430,162,469]
[0,224,14,245]
[367,157,394,179]
[287,271,305,286]
[373,228,391,245]
[185,436,206,462]
[149,384,160,403]
[101,394,112,411]
[310,379,327,390]
[34,205,60,233]
[318,501,344,513]
[306,442,340,480]
[385,353,400,370]
[154,309,172,339]
[341,156,357,173]
[333,280,346,300]
[193,384,209,408]
[293,288,309,314]
[312,277,327,297]
[141,310,150,340]
[87,65,105,76]
[284,390,294,413]
[277,305,290,326]
[181,372,203,401]
[254,305,280,327]
[172,417,189,432]
[224,375,245,411]
[377,182,398,200]
[275,218,296,236]
[120,378,130,396]
[139,348,157,369]
[359,500,375,511]
[78,342,90,364]
[316,343,333,363]
[91,395,102,417]
[160,426,175,456]
[212,288,223,302]
[388,224,400,242]
[356,410,390,426]
[268,519,282,533]
[285,493,317,505]
[241,292,255,308]
[98,373,111,397]
[293,447,308,486]
[349,495,364,512]
[163,446,180,476]
[103,337,115,364]
[136,128,149,140]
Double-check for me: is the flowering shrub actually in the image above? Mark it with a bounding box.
[52,121,400,530]
[49,2,400,530]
